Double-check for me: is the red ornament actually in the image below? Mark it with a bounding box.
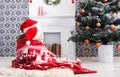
[109,24,115,30]
[102,0,108,3]
[96,22,101,28]
[30,0,32,3]
[72,0,74,4]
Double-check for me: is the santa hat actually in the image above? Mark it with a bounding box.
[20,19,38,33]
[20,19,41,45]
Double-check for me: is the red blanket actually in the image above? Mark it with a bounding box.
[12,39,97,74]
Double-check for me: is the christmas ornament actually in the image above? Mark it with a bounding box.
[68,0,120,47]
[72,0,74,4]
[96,43,101,48]
[30,0,32,3]
[85,26,90,30]
[77,22,81,27]
[96,22,101,28]
[44,0,60,5]
[116,45,120,50]
[84,39,89,44]
[102,0,108,3]
[109,24,115,30]
[80,9,85,15]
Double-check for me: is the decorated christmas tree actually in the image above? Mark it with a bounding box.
[68,0,120,48]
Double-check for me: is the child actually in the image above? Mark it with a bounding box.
[12,18,97,74]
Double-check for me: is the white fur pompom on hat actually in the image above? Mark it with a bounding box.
[20,18,42,45]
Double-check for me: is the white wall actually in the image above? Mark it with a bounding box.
[29,0,75,17]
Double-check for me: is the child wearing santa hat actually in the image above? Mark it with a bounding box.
[20,18,44,45]
[12,18,97,74]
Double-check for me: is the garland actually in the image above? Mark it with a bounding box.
[44,0,61,5]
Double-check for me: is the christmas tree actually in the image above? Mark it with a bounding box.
[68,0,120,47]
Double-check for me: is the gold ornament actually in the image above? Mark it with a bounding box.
[77,22,81,27]
[85,26,90,30]
[109,24,115,30]
[116,45,120,50]
[96,22,101,28]
[80,9,85,15]
[96,43,101,48]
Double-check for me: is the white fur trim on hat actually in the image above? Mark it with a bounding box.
[26,41,30,45]
[23,24,36,33]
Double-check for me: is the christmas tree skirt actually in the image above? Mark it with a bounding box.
[0,66,74,77]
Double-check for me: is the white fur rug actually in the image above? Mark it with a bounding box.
[0,66,74,77]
